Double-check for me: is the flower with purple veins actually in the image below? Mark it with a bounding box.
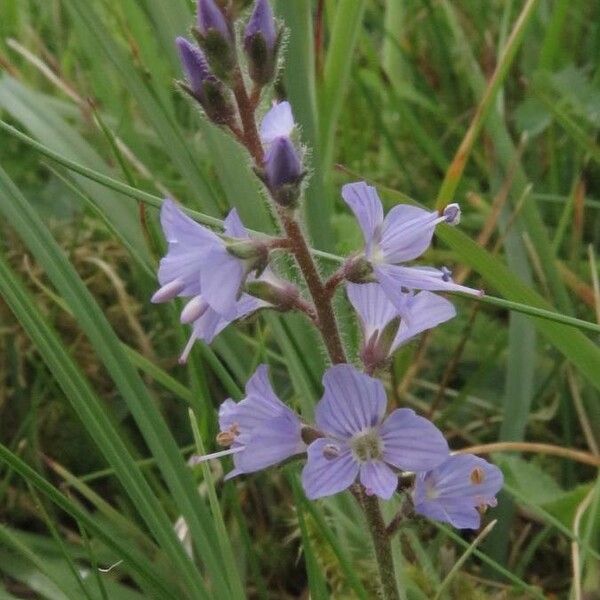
[341,181,481,308]
[302,365,449,500]
[346,282,456,369]
[152,199,278,360]
[412,454,503,529]
[193,365,305,479]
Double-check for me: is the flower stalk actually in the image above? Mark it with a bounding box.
[361,492,400,600]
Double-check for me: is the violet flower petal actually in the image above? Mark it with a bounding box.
[379,408,448,471]
[380,204,442,263]
[341,182,384,255]
[223,208,249,238]
[346,282,400,338]
[302,438,359,499]
[359,461,398,500]
[315,365,387,439]
[392,291,456,350]
[375,264,482,306]
[231,413,304,476]
[153,199,219,301]
[259,101,294,146]
[200,245,247,317]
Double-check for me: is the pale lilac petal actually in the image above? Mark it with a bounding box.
[200,246,246,317]
[359,461,398,500]
[245,364,285,410]
[302,439,359,499]
[315,365,387,439]
[346,282,398,338]
[223,208,249,239]
[380,205,441,263]
[259,101,294,146]
[392,291,456,350]
[375,264,482,304]
[341,182,384,254]
[218,399,238,431]
[233,413,304,474]
[413,498,481,529]
[379,408,448,471]
[156,199,219,297]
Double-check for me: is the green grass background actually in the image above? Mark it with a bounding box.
[0,0,599,597]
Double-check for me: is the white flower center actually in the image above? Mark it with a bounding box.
[350,429,383,462]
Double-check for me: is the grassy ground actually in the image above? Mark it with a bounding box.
[1,0,599,598]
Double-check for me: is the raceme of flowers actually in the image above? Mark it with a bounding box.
[151,0,503,532]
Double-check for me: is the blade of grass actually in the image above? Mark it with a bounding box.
[0,167,231,598]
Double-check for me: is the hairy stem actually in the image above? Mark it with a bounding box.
[230,59,397,595]
[231,68,346,363]
[362,493,400,600]
[278,208,346,363]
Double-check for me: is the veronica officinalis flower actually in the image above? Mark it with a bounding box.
[342,182,481,309]
[302,365,448,500]
[192,365,305,479]
[347,283,456,371]
[176,37,234,125]
[259,101,304,208]
[193,0,234,80]
[412,454,503,529]
[152,200,275,360]
[244,0,281,85]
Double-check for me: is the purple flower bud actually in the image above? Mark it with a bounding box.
[197,0,230,40]
[176,37,211,97]
[265,137,302,187]
[245,0,277,50]
[244,0,279,85]
[264,137,304,206]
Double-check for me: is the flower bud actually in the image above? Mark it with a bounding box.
[245,277,299,311]
[244,0,281,85]
[264,137,305,207]
[360,316,400,372]
[176,37,235,125]
[343,256,374,283]
[193,0,235,80]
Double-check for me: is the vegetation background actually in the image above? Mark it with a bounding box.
[1,0,599,598]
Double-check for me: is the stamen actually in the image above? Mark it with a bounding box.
[181,296,209,324]
[469,467,485,485]
[323,443,341,460]
[441,266,452,282]
[189,445,244,465]
[151,278,185,303]
[179,333,198,364]
[217,423,240,447]
[442,203,461,225]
